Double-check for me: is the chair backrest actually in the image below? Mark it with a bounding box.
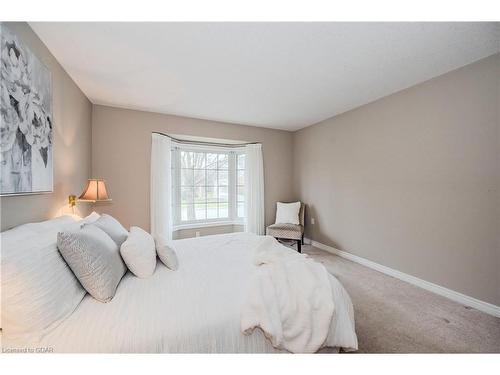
[299,203,305,227]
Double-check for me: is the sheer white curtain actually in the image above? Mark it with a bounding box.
[245,143,265,235]
[150,133,173,240]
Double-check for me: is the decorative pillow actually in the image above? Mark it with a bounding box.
[91,214,128,246]
[57,225,126,302]
[155,235,179,271]
[120,226,157,278]
[275,201,301,225]
[80,211,101,225]
[1,216,86,338]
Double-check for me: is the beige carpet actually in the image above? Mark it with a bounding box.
[301,245,500,353]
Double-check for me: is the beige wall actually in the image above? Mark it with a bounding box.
[0,22,92,231]
[91,105,294,232]
[293,53,500,305]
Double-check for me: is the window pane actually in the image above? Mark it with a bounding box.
[207,202,218,219]
[192,152,206,168]
[181,169,193,186]
[238,202,245,218]
[194,187,205,203]
[237,186,245,202]
[218,202,229,218]
[195,204,206,220]
[181,187,193,204]
[181,151,194,169]
[206,153,217,169]
[237,154,246,169]
[218,170,228,186]
[194,169,205,186]
[218,186,228,202]
[218,154,228,169]
[206,169,217,186]
[206,186,217,202]
[181,204,191,221]
[237,170,245,185]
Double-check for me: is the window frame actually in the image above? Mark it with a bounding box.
[171,143,245,230]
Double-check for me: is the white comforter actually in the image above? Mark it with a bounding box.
[241,236,358,353]
[2,232,357,353]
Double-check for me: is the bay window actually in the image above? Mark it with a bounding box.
[171,145,245,228]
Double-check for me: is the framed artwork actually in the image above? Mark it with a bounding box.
[0,24,53,196]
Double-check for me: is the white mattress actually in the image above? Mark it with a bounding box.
[2,233,349,353]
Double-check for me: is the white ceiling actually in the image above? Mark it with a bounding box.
[30,22,499,131]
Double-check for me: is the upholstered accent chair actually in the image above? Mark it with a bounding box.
[266,203,305,252]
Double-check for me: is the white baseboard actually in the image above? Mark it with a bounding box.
[305,238,500,318]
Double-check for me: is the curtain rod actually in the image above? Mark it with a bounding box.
[152,131,260,148]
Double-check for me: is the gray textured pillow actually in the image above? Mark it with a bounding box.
[57,225,127,302]
[92,214,129,246]
[155,235,179,271]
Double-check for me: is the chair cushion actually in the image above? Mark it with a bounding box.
[266,223,303,240]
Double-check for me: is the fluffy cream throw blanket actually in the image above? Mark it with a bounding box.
[241,236,357,353]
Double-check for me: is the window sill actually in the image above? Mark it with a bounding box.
[173,220,245,231]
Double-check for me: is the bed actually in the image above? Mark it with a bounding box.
[1,216,357,353]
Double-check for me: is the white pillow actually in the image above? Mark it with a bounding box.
[120,226,157,278]
[24,215,78,234]
[58,225,127,302]
[92,214,129,246]
[1,216,86,339]
[80,211,101,225]
[275,201,301,225]
[155,235,179,271]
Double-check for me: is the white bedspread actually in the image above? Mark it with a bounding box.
[241,236,358,353]
[2,233,357,353]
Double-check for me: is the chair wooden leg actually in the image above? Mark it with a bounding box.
[301,235,304,245]
[297,240,301,253]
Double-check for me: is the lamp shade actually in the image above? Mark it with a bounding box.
[78,179,111,202]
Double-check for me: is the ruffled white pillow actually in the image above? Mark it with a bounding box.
[155,235,179,271]
[120,227,157,278]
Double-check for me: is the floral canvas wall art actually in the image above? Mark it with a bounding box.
[0,24,53,195]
